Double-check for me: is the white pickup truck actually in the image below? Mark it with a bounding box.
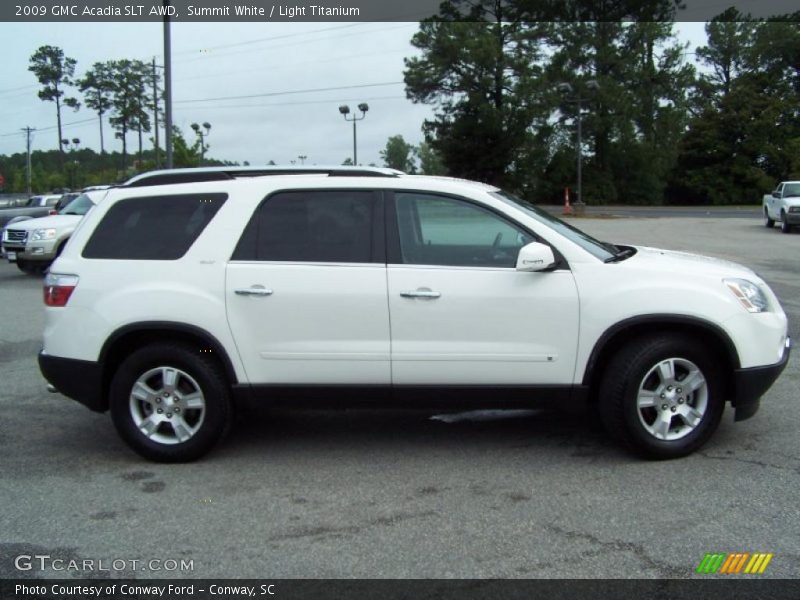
[763,181,800,233]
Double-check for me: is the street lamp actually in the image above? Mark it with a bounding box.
[61,139,80,190]
[338,103,368,165]
[557,80,599,210]
[190,122,211,165]
[62,138,80,152]
[298,155,307,165]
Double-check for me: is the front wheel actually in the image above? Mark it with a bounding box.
[109,343,232,462]
[764,209,774,228]
[598,334,725,459]
[781,211,792,233]
[16,259,46,275]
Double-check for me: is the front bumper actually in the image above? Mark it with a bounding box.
[38,351,105,412]
[784,210,800,225]
[732,337,791,421]
[2,240,58,262]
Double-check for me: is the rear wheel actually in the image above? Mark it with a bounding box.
[109,343,232,462]
[598,334,725,459]
[764,208,774,228]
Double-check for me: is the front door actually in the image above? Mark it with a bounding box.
[386,192,579,386]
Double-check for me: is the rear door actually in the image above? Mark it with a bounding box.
[225,189,391,385]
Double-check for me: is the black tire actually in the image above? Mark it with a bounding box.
[780,211,792,233]
[16,258,45,275]
[109,342,232,462]
[764,209,774,228]
[598,334,725,460]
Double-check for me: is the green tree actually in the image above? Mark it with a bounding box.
[673,10,800,204]
[28,45,80,157]
[341,157,354,166]
[416,141,447,175]
[171,126,202,168]
[108,60,152,168]
[404,1,550,186]
[380,135,417,172]
[78,62,114,154]
[545,13,692,204]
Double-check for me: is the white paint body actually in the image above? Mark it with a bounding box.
[43,175,788,391]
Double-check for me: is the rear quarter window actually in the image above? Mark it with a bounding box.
[82,193,227,260]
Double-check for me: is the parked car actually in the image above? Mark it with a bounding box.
[39,167,790,462]
[763,181,800,233]
[0,194,62,229]
[2,191,103,274]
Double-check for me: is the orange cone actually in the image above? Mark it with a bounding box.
[563,187,572,215]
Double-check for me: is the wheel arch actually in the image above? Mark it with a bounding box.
[582,315,740,403]
[99,322,239,410]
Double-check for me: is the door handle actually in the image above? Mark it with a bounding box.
[400,290,441,299]
[234,287,273,297]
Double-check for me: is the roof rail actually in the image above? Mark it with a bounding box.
[122,166,403,187]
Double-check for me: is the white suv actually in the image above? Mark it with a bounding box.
[38,167,791,462]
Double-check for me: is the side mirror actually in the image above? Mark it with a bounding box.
[772,191,781,198]
[516,242,557,272]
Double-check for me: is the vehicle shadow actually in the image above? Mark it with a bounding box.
[219,406,623,461]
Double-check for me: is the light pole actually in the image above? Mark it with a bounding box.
[557,80,599,210]
[298,155,307,165]
[62,138,80,190]
[338,103,368,165]
[190,122,211,166]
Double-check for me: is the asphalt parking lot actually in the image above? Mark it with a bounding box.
[0,215,798,580]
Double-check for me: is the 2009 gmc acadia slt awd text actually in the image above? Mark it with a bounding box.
[37,167,790,462]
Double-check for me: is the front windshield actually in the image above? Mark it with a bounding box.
[491,191,616,261]
[58,194,94,215]
[783,183,800,198]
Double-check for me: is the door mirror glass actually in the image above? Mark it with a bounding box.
[773,191,781,198]
[516,242,556,272]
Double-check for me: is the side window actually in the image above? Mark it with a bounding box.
[232,190,378,263]
[82,193,227,260]
[394,193,534,268]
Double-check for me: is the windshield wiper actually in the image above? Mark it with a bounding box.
[605,246,636,263]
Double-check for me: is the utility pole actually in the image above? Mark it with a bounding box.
[22,126,35,195]
[163,0,173,168]
[152,57,160,168]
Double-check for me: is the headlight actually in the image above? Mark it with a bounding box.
[32,228,57,241]
[790,206,800,213]
[724,278,768,313]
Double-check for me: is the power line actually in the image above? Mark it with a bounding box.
[172,22,367,56]
[175,24,412,65]
[178,95,408,110]
[173,81,404,105]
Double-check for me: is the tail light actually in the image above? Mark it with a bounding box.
[44,273,79,307]
[48,209,57,215]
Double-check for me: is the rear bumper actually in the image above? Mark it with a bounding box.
[38,351,105,412]
[732,338,791,421]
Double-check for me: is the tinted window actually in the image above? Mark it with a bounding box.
[82,193,227,260]
[395,193,533,268]
[232,190,377,263]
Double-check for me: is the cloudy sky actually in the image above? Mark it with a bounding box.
[0,20,710,167]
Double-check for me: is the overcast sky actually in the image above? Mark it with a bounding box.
[0,21,709,167]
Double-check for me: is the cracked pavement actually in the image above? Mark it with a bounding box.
[0,216,798,579]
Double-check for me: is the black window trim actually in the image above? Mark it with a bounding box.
[384,189,569,270]
[229,187,386,265]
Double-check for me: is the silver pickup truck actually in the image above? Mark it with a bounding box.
[0,194,62,229]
